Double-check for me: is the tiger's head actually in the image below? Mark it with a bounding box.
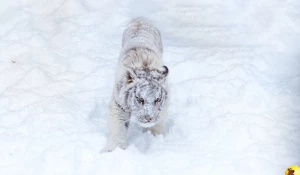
[119,65,168,127]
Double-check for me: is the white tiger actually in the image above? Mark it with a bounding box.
[102,18,169,152]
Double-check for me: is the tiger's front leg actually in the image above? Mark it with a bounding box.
[101,100,130,152]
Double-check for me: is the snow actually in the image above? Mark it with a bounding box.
[0,0,300,174]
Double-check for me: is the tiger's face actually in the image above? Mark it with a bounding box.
[122,66,168,127]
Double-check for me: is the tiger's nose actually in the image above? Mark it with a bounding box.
[145,116,152,122]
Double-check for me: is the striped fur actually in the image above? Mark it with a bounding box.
[102,18,169,152]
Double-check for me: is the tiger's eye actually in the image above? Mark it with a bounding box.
[136,97,144,105]
[155,98,161,104]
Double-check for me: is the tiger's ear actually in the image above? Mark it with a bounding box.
[156,65,168,83]
[126,68,136,84]
[161,65,168,77]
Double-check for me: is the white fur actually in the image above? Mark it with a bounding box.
[102,18,168,152]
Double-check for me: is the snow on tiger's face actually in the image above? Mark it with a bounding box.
[124,66,168,127]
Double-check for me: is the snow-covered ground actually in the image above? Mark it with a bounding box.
[0,0,300,174]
